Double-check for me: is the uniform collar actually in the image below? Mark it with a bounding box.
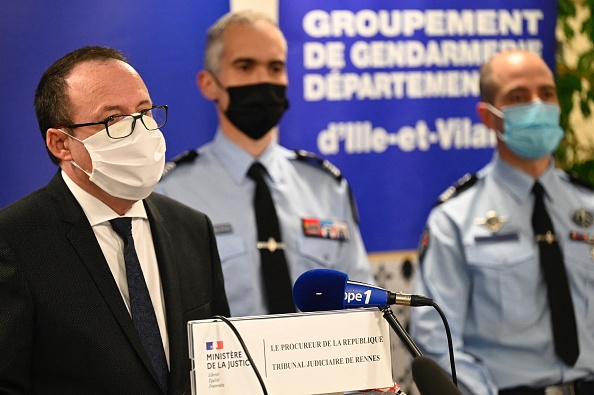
[491,153,557,202]
[211,129,283,185]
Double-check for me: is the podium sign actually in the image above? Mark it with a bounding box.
[188,309,393,394]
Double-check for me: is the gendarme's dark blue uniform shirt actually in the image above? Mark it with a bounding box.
[411,153,594,395]
[156,130,374,317]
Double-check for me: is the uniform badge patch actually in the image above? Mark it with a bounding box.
[213,223,233,235]
[572,208,594,228]
[418,226,430,264]
[302,218,350,241]
[475,210,508,233]
[474,233,519,243]
[569,231,594,244]
[570,231,594,261]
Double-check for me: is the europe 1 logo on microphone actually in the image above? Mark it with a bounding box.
[344,281,390,308]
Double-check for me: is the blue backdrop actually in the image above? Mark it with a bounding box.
[279,0,557,251]
[0,0,229,208]
[1,0,557,254]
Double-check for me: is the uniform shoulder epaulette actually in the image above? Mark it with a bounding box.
[294,149,361,224]
[435,173,477,206]
[293,149,342,183]
[566,171,594,191]
[161,150,198,178]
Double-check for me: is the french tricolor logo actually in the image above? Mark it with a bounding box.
[206,341,224,350]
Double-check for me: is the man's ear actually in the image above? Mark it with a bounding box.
[46,128,73,162]
[197,70,219,101]
[476,102,497,129]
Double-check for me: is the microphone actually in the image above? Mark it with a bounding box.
[412,355,462,395]
[293,269,428,358]
[292,268,432,312]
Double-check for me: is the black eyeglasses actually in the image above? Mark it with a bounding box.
[62,105,168,139]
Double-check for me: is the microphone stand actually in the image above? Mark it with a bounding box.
[381,306,461,394]
[380,306,422,358]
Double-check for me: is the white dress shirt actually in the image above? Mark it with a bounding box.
[62,171,170,367]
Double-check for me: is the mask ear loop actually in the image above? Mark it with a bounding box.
[58,128,92,175]
[484,103,504,119]
[206,70,230,114]
[483,103,506,141]
[207,70,228,92]
[58,128,85,144]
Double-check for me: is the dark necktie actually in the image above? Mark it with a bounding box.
[110,217,169,392]
[247,162,296,313]
[531,182,579,366]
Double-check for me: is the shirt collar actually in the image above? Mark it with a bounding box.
[536,159,558,202]
[211,129,282,184]
[61,171,148,226]
[491,153,557,202]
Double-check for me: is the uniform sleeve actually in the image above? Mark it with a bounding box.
[0,237,32,393]
[409,208,498,395]
[335,179,375,285]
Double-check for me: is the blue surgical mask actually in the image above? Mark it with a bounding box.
[486,100,564,159]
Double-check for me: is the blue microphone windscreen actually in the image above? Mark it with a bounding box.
[293,269,348,312]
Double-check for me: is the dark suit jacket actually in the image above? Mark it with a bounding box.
[0,172,230,394]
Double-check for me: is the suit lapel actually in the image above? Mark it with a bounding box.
[46,173,163,390]
[144,196,185,394]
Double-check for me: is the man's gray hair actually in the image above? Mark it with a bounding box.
[204,9,286,75]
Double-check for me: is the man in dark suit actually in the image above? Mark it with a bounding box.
[0,46,230,394]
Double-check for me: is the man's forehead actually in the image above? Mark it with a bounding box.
[505,51,530,66]
[221,21,286,56]
[498,52,551,75]
[65,60,150,114]
[493,54,553,87]
[66,60,136,87]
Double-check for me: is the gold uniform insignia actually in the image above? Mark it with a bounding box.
[573,208,594,228]
[475,210,508,233]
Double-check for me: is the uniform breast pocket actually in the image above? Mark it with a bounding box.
[214,234,254,304]
[297,237,341,269]
[466,240,537,323]
[564,244,594,319]
[564,242,594,271]
[215,234,247,263]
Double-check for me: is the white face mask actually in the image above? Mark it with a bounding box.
[62,115,166,200]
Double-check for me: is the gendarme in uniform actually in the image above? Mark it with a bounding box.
[155,130,374,317]
[410,153,594,394]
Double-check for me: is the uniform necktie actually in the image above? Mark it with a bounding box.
[531,182,579,366]
[110,217,169,392]
[247,162,296,313]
